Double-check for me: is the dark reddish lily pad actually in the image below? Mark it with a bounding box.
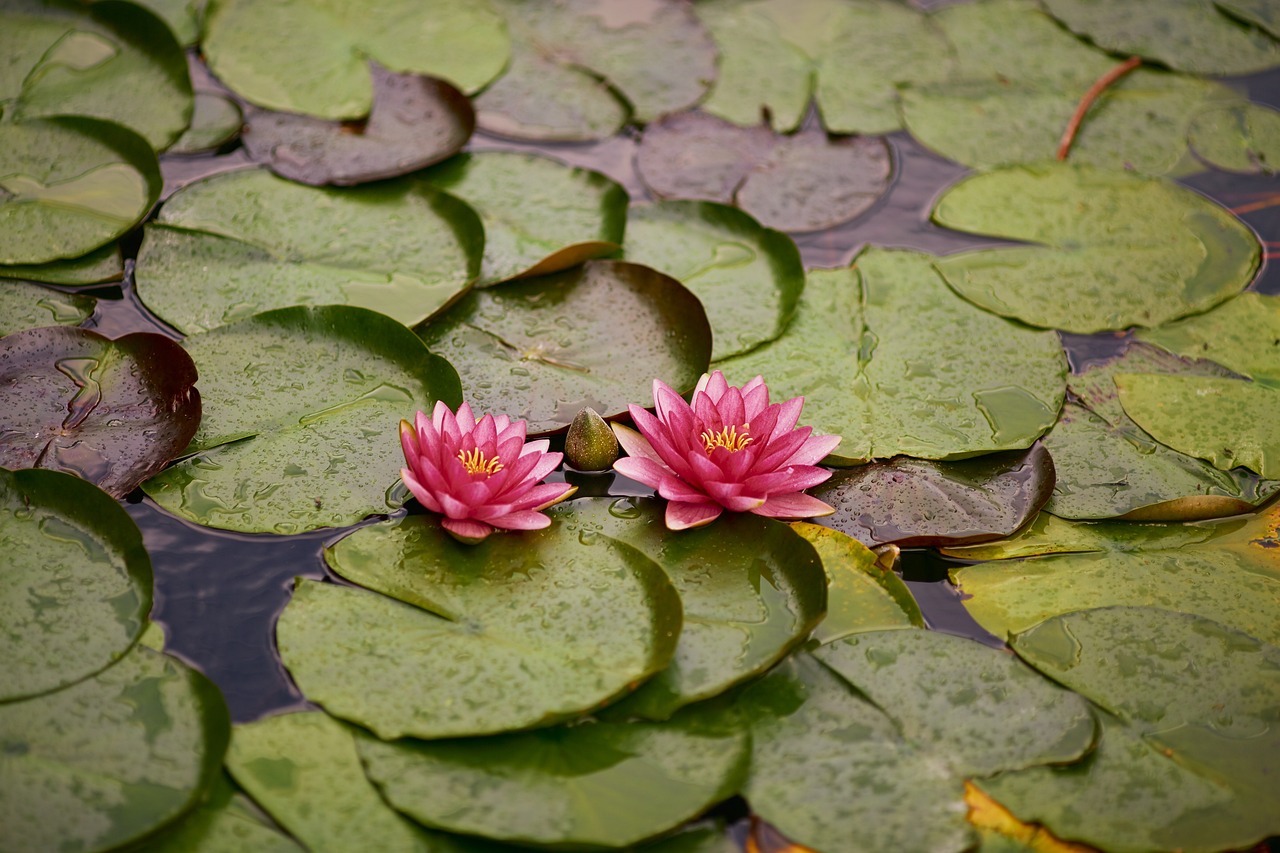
[0,327,200,497]
[812,444,1055,548]
[241,64,474,186]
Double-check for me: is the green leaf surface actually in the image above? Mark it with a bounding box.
[1189,102,1280,174]
[132,772,305,853]
[717,247,1066,464]
[142,305,461,534]
[0,468,150,701]
[120,0,201,46]
[294,512,682,738]
[1217,0,1280,38]
[932,163,1260,333]
[202,0,508,117]
[0,644,230,853]
[134,168,482,334]
[622,201,803,361]
[0,280,95,336]
[416,259,712,435]
[0,326,200,497]
[0,243,123,286]
[168,92,243,155]
[1137,291,1280,383]
[0,118,161,265]
[417,151,627,285]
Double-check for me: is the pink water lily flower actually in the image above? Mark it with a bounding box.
[400,401,576,543]
[612,371,840,530]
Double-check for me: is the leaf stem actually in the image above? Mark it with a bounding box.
[1056,56,1142,161]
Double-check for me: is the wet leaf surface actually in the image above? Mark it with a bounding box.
[1136,290,1280,384]
[1189,101,1280,174]
[812,444,1055,548]
[1218,0,1280,38]
[0,326,200,497]
[142,305,461,533]
[418,151,627,284]
[416,259,712,435]
[135,168,482,334]
[168,92,243,155]
[932,163,1260,333]
[287,513,681,738]
[0,242,123,286]
[0,281,95,336]
[0,468,151,701]
[242,65,473,186]
[717,247,1066,464]
[132,772,304,853]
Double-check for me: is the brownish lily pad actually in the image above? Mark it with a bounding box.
[0,326,200,497]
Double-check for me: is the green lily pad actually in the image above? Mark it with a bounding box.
[812,444,1055,548]
[417,151,627,285]
[0,280,95,336]
[356,706,749,849]
[120,0,201,46]
[1042,0,1280,76]
[0,243,123,286]
[132,772,305,853]
[134,168,482,334]
[0,118,162,265]
[621,201,804,361]
[947,504,1280,645]
[0,0,192,149]
[242,65,473,186]
[1217,0,1280,38]
[0,644,230,853]
[1136,291,1280,383]
[0,468,151,701]
[717,247,1066,464]
[142,305,461,534]
[169,92,243,155]
[416,259,712,435]
[474,0,716,141]
[202,0,509,118]
[932,163,1260,333]
[293,512,682,738]
[1189,102,1280,174]
[552,498,827,720]
[0,326,200,497]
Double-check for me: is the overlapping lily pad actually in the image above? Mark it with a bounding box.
[134,168,482,334]
[0,243,123,286]
[0,326,200,497]
[417,151,627,284]
[1219,0,1280,38]
[132,772,304,853]
[717,247,1066,464]
[142,305,461,533]
[932,163,1260,333]
[1189,102,1280,174]
[0,281,95,336]
[202,0,509,117]
[169,92,243,155]
[416,259,712,434]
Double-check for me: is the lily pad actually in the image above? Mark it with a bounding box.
[417,151,627,285]
[0,118,162,265]
[416,259,712,435]
[812,444,1055,548]
[121,0,201,46]
[356,707,749,849]
[0,243,124,286]
[1136,290,1280,383]
[0,468,151,701]
[134,168,482,334]
[621,201,804,361]
[0,0,192,149]
[294,512,682,738]
[169,92,243,155]
[142,305,461,534]
[242,65,473,186]
[132,772,305,853]
[717,247,1066,464]
[474,0,717,141]
[0,644,230,853]
[0,281,95,336]
[1217,0,1280,38]
[0,326,200,497]
[1189,102,1280,174]
[932,163,1260,333]
[202,0,509,117]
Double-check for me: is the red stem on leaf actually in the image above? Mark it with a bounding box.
[1056,56,1143,161]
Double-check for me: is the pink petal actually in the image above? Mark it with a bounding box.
[492,414,511,433]
[769,397,804,439]
[753,492,836,519]
[703,371,729,401]
[456,402,476,431]
[438,402,463,447]
[522,450,562,485]
[489,510,553,531]
[718,387,746,428]
[616,418,678,470]
[518,438,551,458]
[442,517,494,542]
[752,464,832,493]
[531,483,576,511]
[431,400,451,433]
[614,455,669,490]
[401,468,443,513]
[496,418,527,446]
[743,381,770,419]
[692,390,720,428]
[788,433,842,466]
[508,481,576,512]
[473,413,497,447]
[400,419,420,462]
[666,500,723,530]
[438,491,475,519]
[750,429,809,474]
[652,378,687,423]
[657,475,711,503]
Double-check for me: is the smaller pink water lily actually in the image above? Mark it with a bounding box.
[612,371,840,530]
[400,401,575,543]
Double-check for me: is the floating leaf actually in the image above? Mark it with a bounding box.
[1136,291,1280,383]
[121,0,201,46]
[294,512,681,738]
[134,168,482,334]
[932,163,1260,333]
[0,645,230,852]
[0,326,200,497]
[202,0,508,117]
[132,772,305,853]
[717,247,1066,464]
[417,151,627,284]
[416,259,712,435]
[965,783,1095,853]
[0,118,161,265]
[142,306,461,534]
[812,444,1054,548]
[169,92,243,155]
[475,0,716,140]
[1217,0,1280,38]
[0,280,95,336]
[0,243,123,286]
[242,65,473,186]
[1189,102,1280,174]
[0,468,151,701]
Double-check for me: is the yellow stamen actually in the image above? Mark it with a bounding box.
[701,423,752,454]
[458,448,504,477]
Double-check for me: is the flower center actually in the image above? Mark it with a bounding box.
[458,448,504,477]
[701,423,752,454]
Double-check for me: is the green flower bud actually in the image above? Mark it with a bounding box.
[565,407,619,472]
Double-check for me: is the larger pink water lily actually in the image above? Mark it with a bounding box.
[400,401,575,543]
[612,372,840,530]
